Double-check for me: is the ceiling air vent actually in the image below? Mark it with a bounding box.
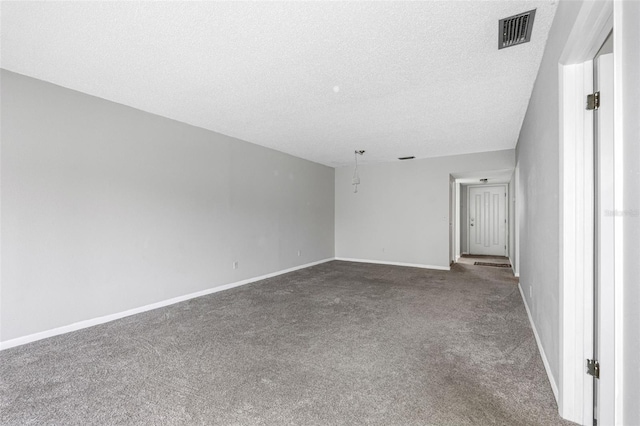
[398,156,415,160]
[499,9,536,49]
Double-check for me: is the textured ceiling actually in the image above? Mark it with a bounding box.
[1,1,557,167]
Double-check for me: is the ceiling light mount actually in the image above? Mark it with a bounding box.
[352,150,365,193]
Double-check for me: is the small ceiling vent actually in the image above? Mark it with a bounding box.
[499,9,536,49]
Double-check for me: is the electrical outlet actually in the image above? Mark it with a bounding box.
[233,261,239,270]
[297,250,301,257]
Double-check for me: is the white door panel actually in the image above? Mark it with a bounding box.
[594,52,614,426]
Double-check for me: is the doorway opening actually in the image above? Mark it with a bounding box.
[449,169,516,275]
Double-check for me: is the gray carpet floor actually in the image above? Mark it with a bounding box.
[0,260,575,425]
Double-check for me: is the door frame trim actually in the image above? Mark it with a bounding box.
[466,184,508,256]
[559,58,595,425]
[558,1,614,424]
[449,175,457,265]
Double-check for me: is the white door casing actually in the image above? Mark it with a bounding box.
[468,185,507,256]
[449,176,456,265]
[558,1,616,424]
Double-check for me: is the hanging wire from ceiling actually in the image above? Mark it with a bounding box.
[352,150,365,193]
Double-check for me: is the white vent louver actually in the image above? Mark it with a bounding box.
[499,9,536,49]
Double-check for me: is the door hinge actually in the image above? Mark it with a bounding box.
[587,359,600,378]
[586,92,600,110]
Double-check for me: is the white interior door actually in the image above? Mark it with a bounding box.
[468,185,507,256]
[594,51,614,426]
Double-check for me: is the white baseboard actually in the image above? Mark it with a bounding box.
[335,257,450,271]
[509,257,519,277]
[0,258,334,351]
[518,282,559,402]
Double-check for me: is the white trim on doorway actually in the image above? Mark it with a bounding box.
[559,56,595,425]
[512,164,520,277]
[558,1,614,424]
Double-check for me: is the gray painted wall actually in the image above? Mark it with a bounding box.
[335,150,514,268]
[1,70,335,342]
[514,0,583,392]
